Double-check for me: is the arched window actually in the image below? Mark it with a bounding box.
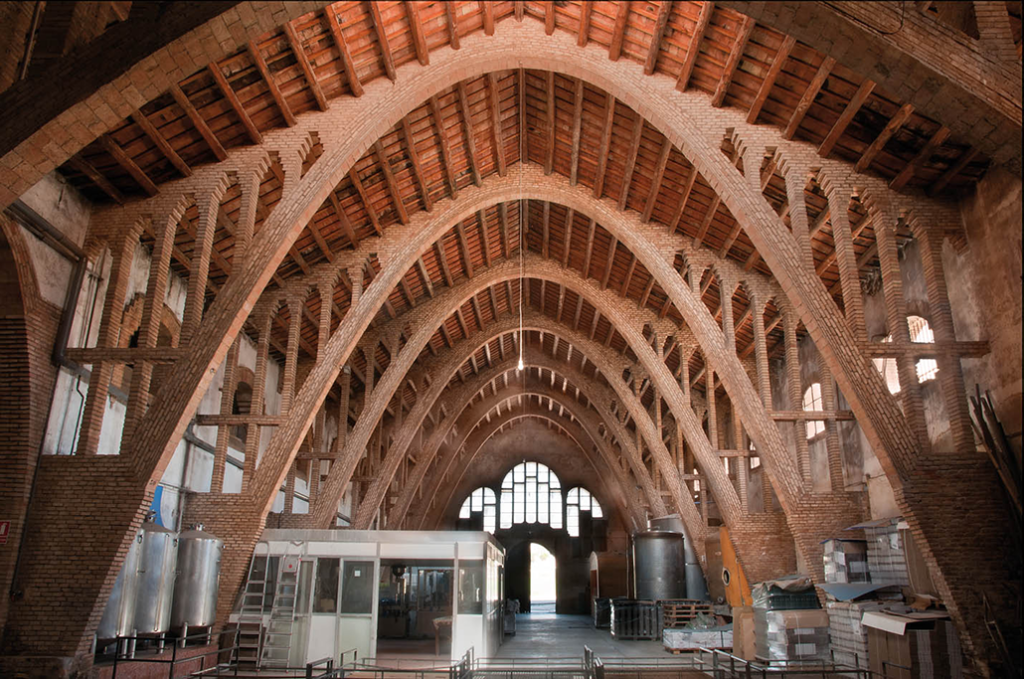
[803,383,825,440]
[459,487,497,533]
[566,487,603,537]
[499,462,563,530]
[907,316,938,383]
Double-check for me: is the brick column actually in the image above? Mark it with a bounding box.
[783,309,811,483]
[910,226,975,454]
[77,229,139,455]
[782,162,814,271]
[242,308,272,491]
[121,210,177,451]
[750,294,772,410]
[335,364,351,455]
[180,189,222,345]
[822,177,867,342]
[210,338,239,491]
[818,362,847,491]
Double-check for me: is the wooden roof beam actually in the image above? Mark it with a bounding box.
[481,1,495,35]
[747,35,795,124]
[609,2,631,61]
[667,166,699,234]
[889,126,951,191]
[544,71,557,175]
[325,7,362,96]
[499,202,511,258]
[470,295,486,330]
[712,17,755,107]
[456,82,482,186]
[348,169,381,235]
[374,140,408,224]
[208,65,261,145]
[569,78,585,185]
[677,2,715,91]
[430,95,459,198]
[562,208,575,269]
[132,108,192,177]
[170,84,227,161]
[415,257,435,298]
[369,2,396,81]
[327,190,359,247]
[545,1,556,34]
[645,1,674,75]
[693,196,722,247]
[455,222,475,278]
[620,255,638,297]
[540,201,551,259]
[454,307,470,338]
[247,41,296,126]
[593,93,616,197]
[99,135,158,196]
[819,79,875,158]
[578,1,593,46]
[929,147,979,196]
[783,56,835,139]
[642,137,673,223]
[854,103,914,173]
[284,22,328,111]
[601,237,618,290]
[488,286,501,320]
[435,240,454,287]
[405,2,429,65]
[400,117,432,212]
[582,218,597,278]
[487,73,507,177]
[618,115,646,210]
[477,210,492,268]
[445,2,461,49]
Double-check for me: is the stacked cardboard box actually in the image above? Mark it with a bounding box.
[826,600,885,667]
[822,539,870,583]
[753,608,830,662]
[662,626,733,651]
[863,522,909,585]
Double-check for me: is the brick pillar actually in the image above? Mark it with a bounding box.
[242,308,272,491]
[862,192,931,457]
[180,189,221,345]
[911,226,975,454]
[705,364,718,449]
[280,296,303,415]
[818,362,847,491]
[822,177,867,342]
[750,294,772,410]
[211,338,239,491]
[336,364,351,455]
[783,310,810,483]
[121,210,177,452]
[733,405,748,511]
[77,229,138,455]
[974,0,1020,63]
[782,162,814,271]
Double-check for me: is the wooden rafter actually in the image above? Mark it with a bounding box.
[325,6,362,96]
[677,2,715,91]
[747,35,795,124]
[487,73,507,177]
[481,1,495,35]
[712,16,755,107]
[208,64,262,145]
[430,95,459,197]
[374,140,408,224]
[283,22,328,111]
[569,78,585,185]
[68,155,124,204]
[348,169,381,235]
[170,84,227,161]
[593,93,616,197]
[855,103,914,173]
[643,137,673,223]
[618,115,646,210]
[578,1,593,46]
[889,126,951,190]
[819,79,875,158]
[247,41,296,126]
[545,71,557,175]
[645,1,674,75]
[667,166,699,233]
[456,82,482,186]
[405,2,429,65]
[545,1,556,34]
[132,109,191,177]
[369,2,396,81]
[609,2,631,61]
[929,147,979,196]
[455,223,476,278]
[445,2,461,49]
[784,56,835,139]
[99,135,158,195]
[693,196,722,247]
[400,117,432,211]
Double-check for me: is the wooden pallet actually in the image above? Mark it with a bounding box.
[660,599,715,628]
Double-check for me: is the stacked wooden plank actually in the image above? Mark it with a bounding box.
[660,599,715,628]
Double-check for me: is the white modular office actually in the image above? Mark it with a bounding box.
[235,530,504,666]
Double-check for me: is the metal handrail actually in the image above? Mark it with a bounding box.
[109,628,240,678]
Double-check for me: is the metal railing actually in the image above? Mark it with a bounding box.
[105,629,240,678]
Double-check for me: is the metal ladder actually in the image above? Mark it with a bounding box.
[259,547,300,668]
[237,541,271,666]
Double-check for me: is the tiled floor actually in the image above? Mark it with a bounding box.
[496,613,668,659]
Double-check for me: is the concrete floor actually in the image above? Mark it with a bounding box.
[496,613,668,659]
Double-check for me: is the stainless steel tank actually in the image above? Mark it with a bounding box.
[650,514,708,600]
[97,530,144,639]
[633,530,686,600]
[133,520,178,634]
[170,524,223,630]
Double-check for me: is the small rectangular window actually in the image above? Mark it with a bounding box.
[313,558,340,613]
[458,561,484,614]
[341,561,375,614]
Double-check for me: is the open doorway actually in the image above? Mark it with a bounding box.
[529,543,556,615]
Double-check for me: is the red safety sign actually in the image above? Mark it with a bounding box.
[0,521,10,545]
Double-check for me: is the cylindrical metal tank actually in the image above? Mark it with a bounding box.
[650,514,708,600]
[97,530,144,639]
[133,519,178,634]
[170,524,223,630]
[632,530,686,600]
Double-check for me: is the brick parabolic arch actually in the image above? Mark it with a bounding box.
[19,20,984,658]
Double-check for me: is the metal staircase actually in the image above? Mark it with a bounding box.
[259,550,299,668]
[237,542,271,667]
